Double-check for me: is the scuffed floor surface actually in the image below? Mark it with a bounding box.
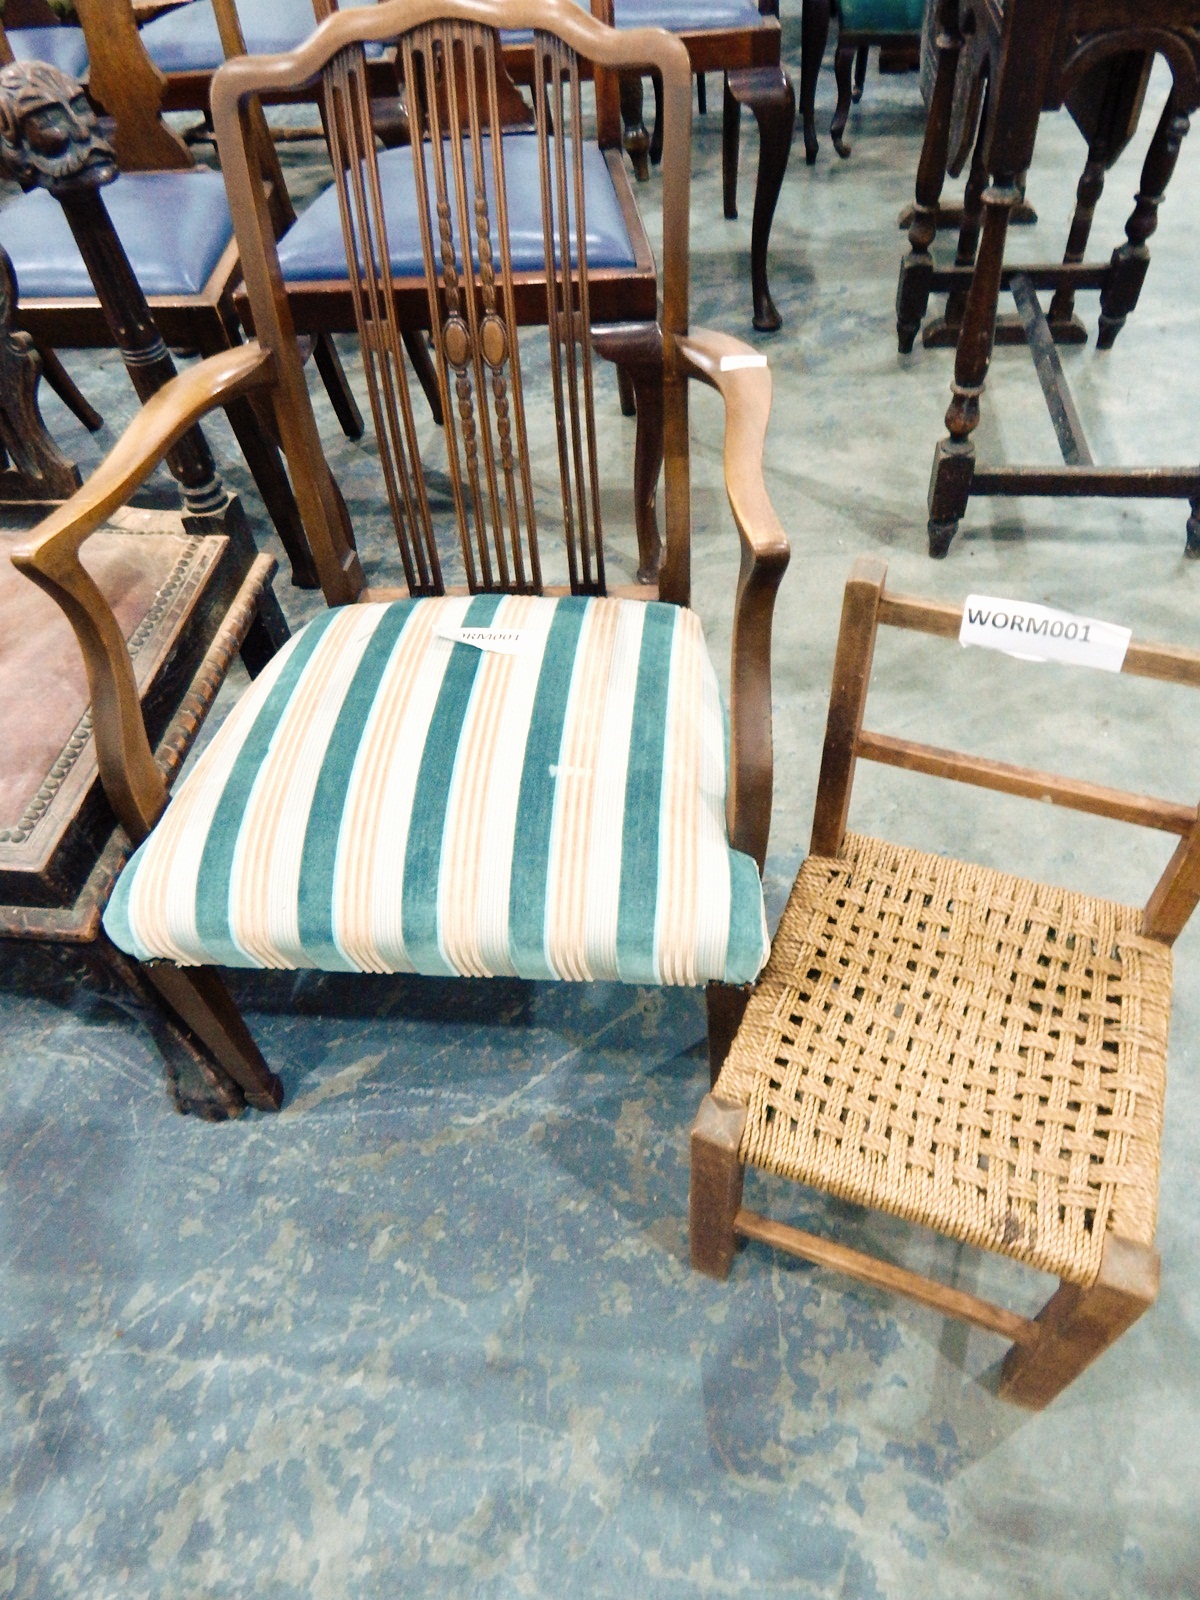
[3,16,1200,1598]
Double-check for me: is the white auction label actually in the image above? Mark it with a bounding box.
[959,595,1130,672]
[434,625,533,656]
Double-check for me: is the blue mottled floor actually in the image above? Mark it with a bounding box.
[4,15,1200,1597]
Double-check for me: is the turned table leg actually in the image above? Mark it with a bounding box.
[896,0,963,352]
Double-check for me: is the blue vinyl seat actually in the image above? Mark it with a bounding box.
[0,169,234,299]
[276,136,636,283]
[139,0,383,72]
[836,0,924,30]
[6,25,89,77]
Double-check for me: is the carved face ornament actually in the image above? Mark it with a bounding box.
[0,61,117,195]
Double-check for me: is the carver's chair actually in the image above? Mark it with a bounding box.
[13,0,790,1113]
[692,557,1197,1407]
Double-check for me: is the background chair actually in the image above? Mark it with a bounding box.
[896,0,1200,558]
[14,0,790,1110]
[799,0,923,164]
[692,555,1198,1408]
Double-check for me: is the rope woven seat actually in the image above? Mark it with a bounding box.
[690,557,1200,1408]
[714,832,1170,1288]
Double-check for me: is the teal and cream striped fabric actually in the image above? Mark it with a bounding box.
[104,595,769,986]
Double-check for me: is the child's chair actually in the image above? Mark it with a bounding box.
[691,555,1198,1408]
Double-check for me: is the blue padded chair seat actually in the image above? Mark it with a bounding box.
[836,0,924,32]
[104,594,769,986]
[7,25,89,77]
[139,0,383,72]
[277,136,636,283]
[611,0,767,30]
[503,0,766,43]
[0,169,234,298]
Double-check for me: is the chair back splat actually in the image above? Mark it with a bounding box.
[210,0,694,605]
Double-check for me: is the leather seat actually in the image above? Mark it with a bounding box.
[276,136,637,282]
[6,25,89,77]
[0,169,233,298]
[138,0,384,71]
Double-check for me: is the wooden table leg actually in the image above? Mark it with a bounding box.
[896,0,963,352]
[927,177,1019,557]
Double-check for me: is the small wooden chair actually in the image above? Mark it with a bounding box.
[692,556,1198,1408]
[800,0,923,165]
[13,0,789,1112]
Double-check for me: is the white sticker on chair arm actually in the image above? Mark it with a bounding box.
[959,595,1131,672]
[434,625,533,655]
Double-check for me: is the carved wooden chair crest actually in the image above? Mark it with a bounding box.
[13,0,790,1115]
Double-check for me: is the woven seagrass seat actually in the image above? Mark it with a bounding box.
[718,832,1169,1289]
[691,557,1200,1409]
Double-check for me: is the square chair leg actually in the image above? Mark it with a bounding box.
[689,1093,748,1278]
[998,1235,1159,1409]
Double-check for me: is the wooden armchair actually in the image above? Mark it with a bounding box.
[692,557,1198,1407]
[13,0,790,1110]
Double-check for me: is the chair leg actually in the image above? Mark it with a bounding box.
[402,328,445,426]
[615,364,637,418]
[722,71,741,220]
[706,981,751,1088]
[142,962,284,1113]
[724,66,796,333]
[799,0,831,165]
[221,393,320,590]
[82,934,247,1120]
[312,331,364,440]
[37,345,103,432]
[620,73,652,182]
[998,1237,1159,1409]
[935,79,990,340]
[896,0,963,352]
[852,42,869,102]
[1098,87,1191,350]
[697,71,707,116]
[649,72,665,167]
[927,175,1017,557]
[1047,136,1108,339]
[830,39,856,158]
[689,1092,748,1278]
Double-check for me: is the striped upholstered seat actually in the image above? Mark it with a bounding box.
[103,594,769,987]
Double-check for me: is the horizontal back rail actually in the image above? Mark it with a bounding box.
[814,557,1200,945]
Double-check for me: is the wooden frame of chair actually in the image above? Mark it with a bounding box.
[12,0,790,1109]
[692,554,1200,1408]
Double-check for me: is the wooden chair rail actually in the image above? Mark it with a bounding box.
[733,1208,1041,1347]
[877,589,1200,688]
[855,729,1197,836]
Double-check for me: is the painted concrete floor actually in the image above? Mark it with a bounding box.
[4,18,1200,1598]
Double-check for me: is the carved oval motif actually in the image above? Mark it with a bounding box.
[442,316,470,369]
[480,314,508,370]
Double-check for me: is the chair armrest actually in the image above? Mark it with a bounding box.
[677,327,789,871]
[12,341,278,845]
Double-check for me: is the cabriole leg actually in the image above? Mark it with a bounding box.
[725,66,796,333]
[831,39,856,157]
[799,0,832,164]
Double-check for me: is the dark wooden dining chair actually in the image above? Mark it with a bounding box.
[12,0,789,1112]
[693,556,1197,1408]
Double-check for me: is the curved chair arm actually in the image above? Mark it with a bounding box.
[12,341,279,846]
[677,327,789,872]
